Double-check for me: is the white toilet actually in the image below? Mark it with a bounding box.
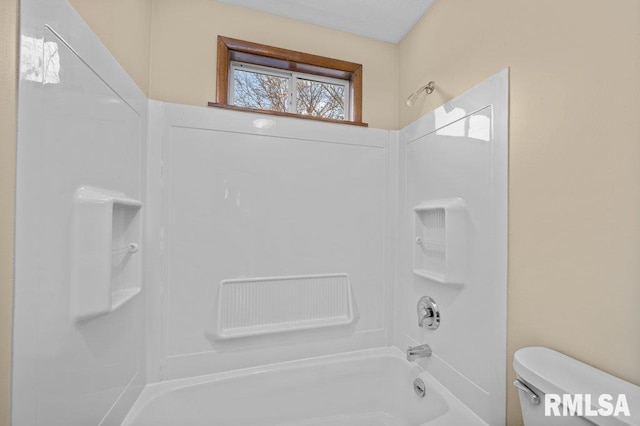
[513,347,640,425]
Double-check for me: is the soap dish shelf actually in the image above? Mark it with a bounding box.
[413,198,467,285]
[71,186,142,322]
[413,269,445,283]
[209,273,358,340]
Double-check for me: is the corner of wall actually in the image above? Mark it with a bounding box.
[391,43,401,131]
[66,0,152,95]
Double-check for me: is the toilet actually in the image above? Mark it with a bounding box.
[513,347,640,425]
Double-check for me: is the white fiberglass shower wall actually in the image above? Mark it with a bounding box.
[145,103,396,381]
[12,0,508,424]
[13,0,148,424]
[396,71,508,425]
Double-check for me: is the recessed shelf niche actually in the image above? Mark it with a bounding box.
[413,198,467,285]
[209,273,358,340]
[71,186,142,322]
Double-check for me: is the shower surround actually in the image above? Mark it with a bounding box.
[12,0,508,424]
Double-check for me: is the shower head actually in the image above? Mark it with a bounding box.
[405,81,435,107]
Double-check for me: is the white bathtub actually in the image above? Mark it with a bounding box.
[122,348,485,426]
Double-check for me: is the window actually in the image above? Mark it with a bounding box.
[210,36,366,126]
[230,62,349,120]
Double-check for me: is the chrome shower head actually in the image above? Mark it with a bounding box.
[405,81,435,107]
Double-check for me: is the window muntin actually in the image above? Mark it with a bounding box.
[229,62,349,120]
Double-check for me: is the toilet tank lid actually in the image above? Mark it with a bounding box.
[514,347,640,425]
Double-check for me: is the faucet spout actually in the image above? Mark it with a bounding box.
[406,344,432,362]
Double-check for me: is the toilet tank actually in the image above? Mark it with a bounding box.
[513,347,640,426]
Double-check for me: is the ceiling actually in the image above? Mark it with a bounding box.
[215,0,436,43]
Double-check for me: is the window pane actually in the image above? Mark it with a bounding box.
[296,78,345,120]
[232,68,289,112]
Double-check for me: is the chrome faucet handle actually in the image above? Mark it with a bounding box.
[418,306,433,326]
[417,296,440,330]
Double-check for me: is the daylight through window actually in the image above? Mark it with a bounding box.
[211,36,365,126]
[230,62,349,120]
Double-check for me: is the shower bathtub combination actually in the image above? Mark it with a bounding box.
[123,349,484,426]
[11,0,508,425]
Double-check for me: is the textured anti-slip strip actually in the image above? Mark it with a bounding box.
[214,273,356,339]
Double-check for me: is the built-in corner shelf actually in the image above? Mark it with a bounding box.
[71,186,142,322]
[413,198,467,285]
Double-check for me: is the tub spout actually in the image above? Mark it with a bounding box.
[406,344,432,362]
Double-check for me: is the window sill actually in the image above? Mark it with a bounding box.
[207,102,368,127]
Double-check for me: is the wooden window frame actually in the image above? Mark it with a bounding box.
[210,36,366,127]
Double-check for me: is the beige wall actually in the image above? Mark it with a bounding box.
[67,0,399,128]
[68,0,152,94]
[0,0,18,424]
[399,0,640,424]
[148,0,398,129]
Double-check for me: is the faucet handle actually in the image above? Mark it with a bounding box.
[417,296,440,330]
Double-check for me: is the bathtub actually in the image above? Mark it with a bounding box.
[122,348,485,426]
